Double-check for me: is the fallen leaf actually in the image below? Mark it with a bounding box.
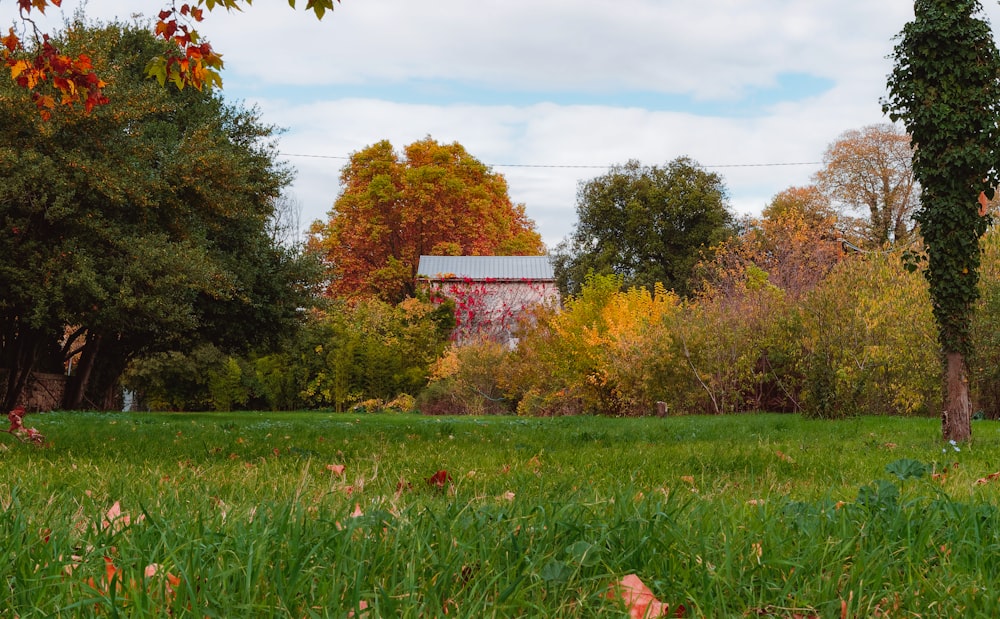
[775,450,795,464]
[976,472,1000,485]
[680,476,695,485]
[144,563,181,602]
[426,470,452,490]
[347,600,369,618]
[326,464,346,476]
[351,503,363,518]
[608,574,674,618]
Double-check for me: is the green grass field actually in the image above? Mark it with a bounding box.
[5,411,1000,617]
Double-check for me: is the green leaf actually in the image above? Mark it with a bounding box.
[539,560,572,583]
[885,458,930,481]
[565,540,601,567]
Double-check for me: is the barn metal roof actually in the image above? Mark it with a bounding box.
[417,255,555,281]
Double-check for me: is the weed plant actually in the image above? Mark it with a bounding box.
[4,412,1000,616]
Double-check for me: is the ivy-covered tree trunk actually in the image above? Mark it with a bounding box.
[884,0,1000,442]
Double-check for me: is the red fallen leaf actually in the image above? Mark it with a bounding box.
[976,472,1000,485]
[351,503,364,518]
[608,574,679,618]
[104,501,125,528]
[426,470,452,489]
[347,600,369,618]
[326,464,346,476]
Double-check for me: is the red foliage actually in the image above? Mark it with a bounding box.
[6,406,45,445]
[426,470,452,490]
[428,276,553,343]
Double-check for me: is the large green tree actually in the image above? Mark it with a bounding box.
[309,137,545,303]
[553,157,735,297]
[0,21,313,411]
[883,0,1000,442]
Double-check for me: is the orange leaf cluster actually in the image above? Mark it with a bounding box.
[2,29,107,119]
[150,4,224,91]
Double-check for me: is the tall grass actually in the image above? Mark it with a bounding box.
[4,412,1000,616]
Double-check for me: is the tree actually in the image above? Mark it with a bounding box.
[0,21,312,411]
[883,0,1000,442]
[553,157,735,298]
[2,0,339,116]
[698,186,843,301]
[814,124,919,247]
[308,137,545,303]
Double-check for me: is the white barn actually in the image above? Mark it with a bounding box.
[416,255,560,344]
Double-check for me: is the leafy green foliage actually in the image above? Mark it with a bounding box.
[0,22,311,410]
[883,0,1000,355]
[883,0,1000,440]
[553,157,735,298]
[798,251,940,418]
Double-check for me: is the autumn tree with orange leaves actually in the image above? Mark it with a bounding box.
[814,124,918,247]
[2,0,339,117]
[309,138,545,303]
[698,186,843,301]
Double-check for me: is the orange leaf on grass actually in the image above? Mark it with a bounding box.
[326,464,346,476]
[976,472,1000,485]
[608,574,684,618]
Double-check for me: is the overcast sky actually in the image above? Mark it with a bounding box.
[8,1,1000,248]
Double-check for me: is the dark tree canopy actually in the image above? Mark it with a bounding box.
[553,157,735,297]
[883,0,1000,442]
[0,21,314,411]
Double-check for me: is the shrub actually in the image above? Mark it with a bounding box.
[419,340,515,415]
[502,274,682,416]
[798,251,940,418]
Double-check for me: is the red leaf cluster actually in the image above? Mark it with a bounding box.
[6,406,44,445]
[2,30,108,119]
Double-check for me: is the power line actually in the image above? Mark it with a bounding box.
[277,152,823,170]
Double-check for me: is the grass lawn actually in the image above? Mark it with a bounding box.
[5,411,1000,617]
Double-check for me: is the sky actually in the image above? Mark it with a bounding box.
[7,0,1000,249]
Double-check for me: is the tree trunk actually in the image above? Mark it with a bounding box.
[943,351,973,442]
[63,334,101,410]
